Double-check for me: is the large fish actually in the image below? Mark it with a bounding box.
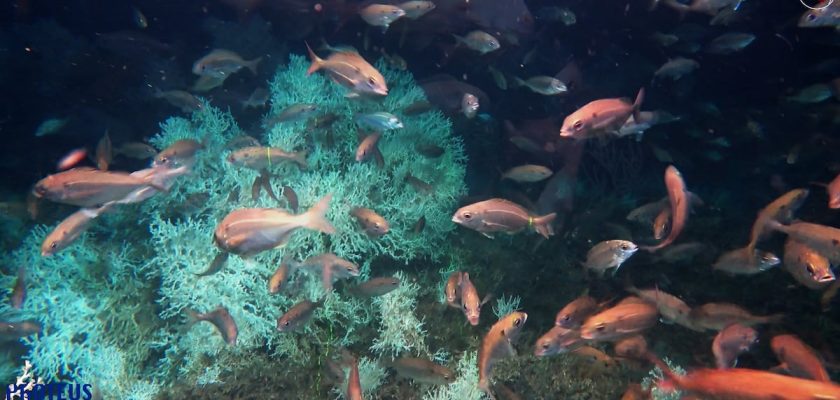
[33,167,165,208]
[555,295,598,329]
[478,312,528,395]
[452,198,556,238]
[227,146,308,170]
[689,303,783,331]
[580,298,658,341]
[214,194,335,257]
[712,324,757,369]
[783,238,835,290]
[560,88,644,139]
[642,166,688,252]
[41,206,108,256]
[305,42,388,97]
[460,272,489,326]
[771,334,831,382]
[767,220,840,262]
[747,188,809,252]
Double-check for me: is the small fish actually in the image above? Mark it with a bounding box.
[560,88,645,139]
[398,1,436,19]
[277,298,323,332]
[191,75,226,93]
[824,173,840,209]
[625,286,693,329]
[305,42,388,97]
[155,139,204,168]
[461,93,479,119]
[95,131,112,171]
[512,76,568,95]
[403,100,434,116]
[359,4,406,30]
[192,49,261,78]
[535,6,576,25]
[33,168,164,208]
[405,173,433,194]
[227,146,308,170]
[415,143,444,158]
[241,87,270,109]
[444,271,463,308]
[650,32,679,47]
[653,58,700,80]
[10,267,25,309]
[713,324,758,369]
[345,352,363,400]
[350,207,390,237]
[477,312,528,394]
[306,113,340,131]
[614,335,648,360]
[355,112,403,131]
[580,298,658,341]
[712,247,780,275]
[381,51,407,70]
[642,166,689,252]
[555,295,598,328]
[705,32,756,54]
[452,198,556,239]
[488,65,508,90]
[268,104,319,124]
[132,6,148,29]
[268,258,293,294]
[385,358,454,385]
[783,238,835,290]
[154,89,203,113]
[583,240,638,276]
[453,31,501,54]
[501,165,553,183]
[689,303,783,331]
[57,148,88,171]
[787,84,833,104]
[771,334,831,382]
[508,136,543,154]
[412,215,426,233]
[460,272,490,326]
[652,207,671,240]
[0,320,42,340]
[195,252,230,277]
[214,194,335,257]
[767,220,840,262]
[186,306,238,345]
[747,188,809,252]
[34,117,68,137]
[534,325,584,357]
[283,186,298,213]
[356,132,383,166]
[293,253,359,291]
[572,346,619,373]
[349,276,400,298]
[114,142,157,159]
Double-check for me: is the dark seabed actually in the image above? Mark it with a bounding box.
[1,0,840,399]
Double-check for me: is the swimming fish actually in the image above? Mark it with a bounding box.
[512,76,568,95]
[461,93,479,119]
[746,188,809,252]
[384,357,454,385]
[227,146,308,170]
[348,276,400,298]
[642,166,688,252]
[452,198,556,239]
[268,257,293,294]
[580,299,658,341]
[555,295,599,329]
[583,240,638,276]
[534,325,584,356]
[783,237,835,290]
[397,1,436,19]
[359,4,406,30]
[501,165,553,183]
[445,271,463,308]
[10,267,25,309]
[712,323,758,369]
[453,31,501,54]
[192,49,261,78]
[767,220,840,262]
[653,58,700,80]
[350,207,390,237]
[33,168,164,208]
[305,42,388,97]
[355,132,383,166]
[689,303,783,331]
[355,112,403,131]
[267,104,318,124]
[614,335,648,360]
[460,272,490,326]
[478,312,528,395]
[712,247,780,275]
[277,298,323,332]
[560,88,644,139]
[291,253,360,291]
[186,306,238,345]
[154,139,204,168]
[625,285,694,329]
[771,334,831,382]
[705,32,755,54]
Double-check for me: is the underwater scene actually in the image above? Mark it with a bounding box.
[2,0,840,399]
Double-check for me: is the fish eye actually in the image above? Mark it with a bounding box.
[621,244,630,250]
[50,241,58,249]
[462,212,472,220]
[346,267,354,272]
[541,343,550,349]
[573,120,583,130]
[368,77,377,85]
[808,13,816,21]
[463,304,468,310]
[513,318,522,327]
[806,264,816,275]
[282,320,290,327]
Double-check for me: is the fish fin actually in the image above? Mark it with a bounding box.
[302,194,336,234]
[344,92,361,99]
[322,268,334,291]
[632,88,646,122]
[481,232,495,239]
[246,56,262,75]
[532,212,557,238]
[481,293,494,307]
[196,252,229,277]
[511,76,526,88]
[373,146,384,168]
[305,41,323,76]
[769,363,788,374]
[251,176,262,202]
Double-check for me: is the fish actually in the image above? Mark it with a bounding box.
[186,306,238,345]
[571,346,619,372]
[799,1,840,28]
[195,252,230,277]
[783,238,835,290]
[403,100,434,116]
[512,76,568,95]
[268,257,293,294]
[642,166,688,252]
[747,188,809,252]
[653,58,700,80]
[501,165,553,183]
[652,207,671,240]
[625,286,694,328]
[34,117,68,137]
[114,142,157,159]
[453,31,501,54]
[95,131,112,171]
[787,84,834,104]
[488,66,508,90]
[712,247,780,275]
[359,4,406,30]
[461,93,479,119]
[653,242,710,264]
[555,295,599,329]
[771,334,831,382]
[647,352,840,399]
[460,272,490,326]
[277,298,323,332]
[535,6,576,25]
[192,49,261,78]
[154,139,204,168]
[412,215,426,233]
[10,267,25,309]
[267,104,318,124]
[616,110,681,140]
[345,352,363,400]
[385,357,454,385]
[116,164,190,205]
[350,207,390,237]
[355,112,403,131]
[56,148,88,171]
[306,113,340,131]
[33,168,163,208]
[348,276,400,298]
[416,143,445,158]
[452,198,557,239]
[398,1,436,19]
[355,132,383,166]
[283,186,298,213]
[0,320,41,339]
[477,311,528,394]
[689,303,783,331]
[534,325,584,356]
[650,32,679,47]
[292,253,359,291]
[614,335,648,360]
[583,240,638,276]
[560,88,645,139]
[305,42,388,97]
[154,89,203,113]
[191,75,226,93]
[580,298,658,341]
[627,197,670,224]
[213,194,335,257]
[381,51,407,70]
[228,146,308,171]
[131,6,147,29]
[241,87,270,109]
[824,173,840,209]
[445,271,463,308]
[405,174,433,194]
[705,32,756,54]
[767,220,840,262]
[712,323,758,369]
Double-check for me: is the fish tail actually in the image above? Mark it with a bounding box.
[532,212,557,238]
[305,41,323,76]
[632,87,646,122]
[761,313,785,325]
[511,76,526,88]
[246,56,262,75]
[302,194,336,234]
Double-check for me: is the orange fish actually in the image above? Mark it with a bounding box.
[478,311,528,395]
[56,148,87,171]
[305,42,388,97]
[560,88,644,139]
[771,334,831,382]
[642,166,688,252]
[186,306,238,345]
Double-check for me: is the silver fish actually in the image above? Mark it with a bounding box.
[453,31,500,54]
[513,76,567,95]
[452,198,556,239]
[292,253,360,291]
[583,240,638,276]
[355,112,403,131]
[192,49,261,78]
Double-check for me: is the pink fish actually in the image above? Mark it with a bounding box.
[642,166,688,252]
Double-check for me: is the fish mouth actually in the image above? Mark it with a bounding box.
[830,200,840,209]
[817,274,836,283]
[451,216,461,223]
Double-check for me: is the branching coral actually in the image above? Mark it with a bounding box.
[422,351,486,400]
[370,271,428,358]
